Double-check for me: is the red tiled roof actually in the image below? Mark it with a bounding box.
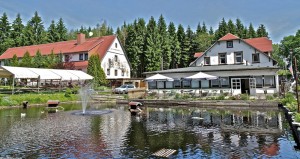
[194,52,204,58]
[218,33,240,41]
[0,35,116,60]
[72,61,88,68]
[244,37,272,52]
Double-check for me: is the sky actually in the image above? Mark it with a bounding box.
[0,0,300,43]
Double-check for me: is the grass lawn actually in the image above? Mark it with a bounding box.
[0,93,79,107]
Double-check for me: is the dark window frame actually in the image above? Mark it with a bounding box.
[227,41,233,48]
[84,53,88,60]
[234,51,243,64]
[204,56,210,65]
[252,53,260,63]
[114,69,118,76]
[218,53,227,64]
[79,54,83,61]
[107,69,110,76]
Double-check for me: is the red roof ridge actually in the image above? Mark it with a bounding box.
[218,33,240,41]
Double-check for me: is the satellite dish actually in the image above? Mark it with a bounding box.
[88,32,93,37]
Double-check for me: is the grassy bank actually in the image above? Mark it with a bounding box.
[0,93,79,107]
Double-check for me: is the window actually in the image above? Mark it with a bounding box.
[174,80,181,88]
[107,69,110,76]
[201,80,209,88]
[79,54,83,61]
[166,81,173,88]
[211,79,220,88]
[115,55,118,62]
[121,70,124,76]
[219,53,227,64]
[148,81,156,89]
[64,55,70,62]
[182,80,191,88]
[264,76,275,87]
[157,81,164,89]
[115,43,118,48]
[255,76,263,88]
[84,53,88,60]
[234,51,243,63]
[114,70,118,76]
[232,79,241,89]
[204,57,210,65]
[191,80,200,88]
[220,77,230,88]
[252,53,260,63]
[227,41,233,48]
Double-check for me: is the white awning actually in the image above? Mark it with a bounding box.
[145,73,174,81]
[68,70,93,80]
[28,68,62,80]
[1,66,39,79]
[0,66,93,81]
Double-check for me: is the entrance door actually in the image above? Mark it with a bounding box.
[241,79,250,94]
[249,78,256,95]
[231,78,241,95]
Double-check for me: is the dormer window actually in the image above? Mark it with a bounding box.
[204,57,210,65]
[227,41,233,48]
[115,43,118,48]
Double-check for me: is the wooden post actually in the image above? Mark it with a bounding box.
[294,58,300,113]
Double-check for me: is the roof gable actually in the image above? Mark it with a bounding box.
[0,35,116,60]
[218,33,240,41]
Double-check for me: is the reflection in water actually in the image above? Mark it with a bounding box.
[0,104,299,158]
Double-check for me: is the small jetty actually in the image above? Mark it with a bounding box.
[128,101,143,115]
[152,148,177,158]
[45,100,61,113]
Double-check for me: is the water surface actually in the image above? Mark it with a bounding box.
[0,103,299,158]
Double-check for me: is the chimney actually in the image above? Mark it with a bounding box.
[77,33,85,45]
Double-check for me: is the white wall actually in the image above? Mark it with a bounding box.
[195,40,273,67]
[101,38,131,79]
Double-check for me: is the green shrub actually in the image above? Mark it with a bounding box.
[175,93,181,100]
[240,94,249,100]
[217,95,225,100]
[64,88,72,97]
[295,113,300,122]
[266,95,274,100]
[281,93,296,105]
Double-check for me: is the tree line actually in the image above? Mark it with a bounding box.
[0,12,270,78]
[116,16,269,77]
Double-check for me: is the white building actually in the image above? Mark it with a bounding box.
[144,33,279,96]
[0,33,131,80]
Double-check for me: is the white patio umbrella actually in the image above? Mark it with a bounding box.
[145,73,174,82]
[183,72,218,96]
[145,74,174,97]
[184,72,217,80]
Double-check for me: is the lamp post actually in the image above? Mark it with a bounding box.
[291,49,300,113]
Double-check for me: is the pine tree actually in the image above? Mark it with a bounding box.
[177,24,186,67]
[256,24,268,37]
[215,18,228,40]
[10,54,19,66]
[157,15,171,70]
[0,13,13,54]
[144,16,161,71]
[209,27,214,35]
[87,54,108,87]
[168,22,180,69]
[11,13,24,47]
[248,23,256,38]
[48,20,58,42]
[125,23,139,77]
[135,18,146,77]
[56,18,68,41]
[227,19,236,35]
[235,18,244,38]
[23,11,48,45]
[201,22,207,33]
[196,22,202,35]
[115,22,127,47]
[19,51,33,67]
[33,50,46,68]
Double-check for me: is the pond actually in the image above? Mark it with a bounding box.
[0,103,300,158]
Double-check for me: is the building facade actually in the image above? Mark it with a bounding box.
[0,33,131,80]
[145,33,280,96]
